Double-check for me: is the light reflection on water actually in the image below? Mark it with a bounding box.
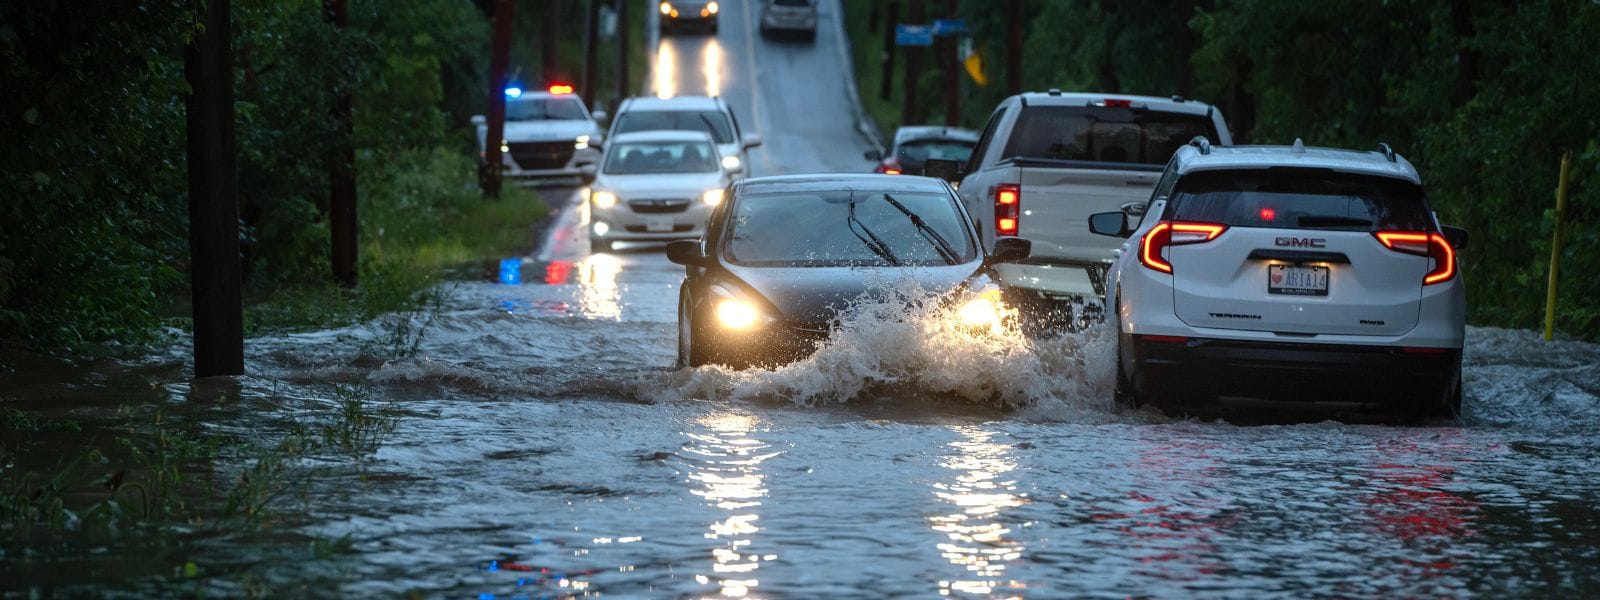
[930,426,1028,598]
[702,38,724,98]
[686,412,780,598]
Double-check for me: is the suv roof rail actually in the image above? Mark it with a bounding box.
[1046,88,1062,96]
[1376,142,1397,162]
[1171,95,1187,103]
[1187,136,1212,155]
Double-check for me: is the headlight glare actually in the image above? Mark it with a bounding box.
[721,155,741,171]
[702,189,724,205]
[706,1,719,14]
[716,299,761,330]
[592,190,617,209]
[958,296,1001,329]
[574,134,590,150]
[659,2,672,15]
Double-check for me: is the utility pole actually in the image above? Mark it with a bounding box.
[942,0,958,125]
[880,1,899,102]
[541,0,562,82]
[484,0,514,198]
[1006,0,1022,95]
[185,0,243,377]
[902,0,924,125]
[615,0,631,109]
[583,0,600,109]
[325,0,357,287]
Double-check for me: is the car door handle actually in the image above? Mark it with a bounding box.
[1120,202,1146,216]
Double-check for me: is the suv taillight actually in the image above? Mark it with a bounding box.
[1374,231,1456,284]
[1139,221,1227,273]
[995,183,1020,237]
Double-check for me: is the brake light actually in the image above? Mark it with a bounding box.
[1138,221,1227,273]
[1103,99,1132,108]
[877,158,901,175]
[548,83,574,95]
[1374,231,1456,285]
[995,184,1019,236]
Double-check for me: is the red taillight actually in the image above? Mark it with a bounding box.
[1374,231,1456,285]
[877,158,901,175]
[1103,99,1133,108]
[1138,221,1227,273]
[995,183,1020,236]
[884,169,901,175]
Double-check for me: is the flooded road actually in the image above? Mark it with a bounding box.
[5,0,1600,597]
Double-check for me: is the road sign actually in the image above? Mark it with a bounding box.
[932,18,966,36]
[895,24,933,47]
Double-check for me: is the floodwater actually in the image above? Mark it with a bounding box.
[5,0,1600,597]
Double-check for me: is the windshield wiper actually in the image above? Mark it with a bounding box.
[881,193,960,265]
[847,201,901,266]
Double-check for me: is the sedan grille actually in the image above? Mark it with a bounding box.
[506,141,574,170]
[628,199,693,214]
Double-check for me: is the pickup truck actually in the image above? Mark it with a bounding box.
[938,90,1231,305]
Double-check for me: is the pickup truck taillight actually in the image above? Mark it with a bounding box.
[995,184,1020,237]
[1139,221,1227,273]
[1374,231,1456,284]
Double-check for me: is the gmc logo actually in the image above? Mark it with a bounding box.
[1275,237,1326,248]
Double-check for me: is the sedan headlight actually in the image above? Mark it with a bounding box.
[721,155,741,172]
[659,2,672,15]
[702,189,724,206]
[706,1,719,14]
[592,190,618,209]
[574,134,591,150]
[716,299,761,330]
[954,288,1009,334]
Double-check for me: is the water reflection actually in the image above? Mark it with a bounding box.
[930,426,1028,597]
[575,254,622,319]
[685,412,780,598]
[655,40,678,99]
[702,39,723,97]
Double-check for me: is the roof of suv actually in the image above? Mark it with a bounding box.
[609,130,717,144]
[618,95,725,111]
[1172,142,1422,184]
[1014,90,1216,117]
[736,173,951,194]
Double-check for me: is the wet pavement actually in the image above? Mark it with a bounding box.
[5,0,1600,597]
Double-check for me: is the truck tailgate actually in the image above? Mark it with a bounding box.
[1017,167,1159,263]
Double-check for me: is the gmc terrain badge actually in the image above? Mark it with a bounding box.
[1275,237,1327,248]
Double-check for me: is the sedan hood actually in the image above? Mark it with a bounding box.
[724,263,983,326]
[595,172,727,199]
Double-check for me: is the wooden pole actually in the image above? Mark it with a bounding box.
[942,0,958,125]
[902,0,923,125]
[880,1,898,102]
[484,0,514,199]
[583,0,600,109]
[1006,0,1022,95]
[185,0,243,377]
[615,0,630,109]
[1543,151,1572,341]
[325,0,357,286]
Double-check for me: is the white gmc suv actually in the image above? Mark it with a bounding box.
[1089,139,1468,418]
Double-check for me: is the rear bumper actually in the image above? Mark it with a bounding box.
[1125,335,1461,404]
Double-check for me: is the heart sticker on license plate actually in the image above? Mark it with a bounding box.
[1268,264,1329,296]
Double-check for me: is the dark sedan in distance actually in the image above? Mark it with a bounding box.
[865,126,979,176]
[667,174,1032,368]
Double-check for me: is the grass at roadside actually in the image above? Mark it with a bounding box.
[241,149,548,335]
[841,0,901,142]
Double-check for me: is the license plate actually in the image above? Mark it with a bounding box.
[1269,265,1329,296]
[646,217,674,232]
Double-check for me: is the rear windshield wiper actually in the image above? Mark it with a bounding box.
[1296,215,1374,229]
[881,193,960,265]
[847,201,901,266]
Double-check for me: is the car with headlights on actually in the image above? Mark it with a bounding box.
[666,174,1033,368]
[608,96,762,179]
[471,85,605,185]
[587,130,731,253]
[659,0,719,34]
[1089,138,1468,418]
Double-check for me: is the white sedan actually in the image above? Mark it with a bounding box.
[585,130,731,253]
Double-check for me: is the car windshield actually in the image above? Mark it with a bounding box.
[1002,106,1217,165]
[614,110,735,144]
[603,141,721,174]
[773,0,811,5]
[725,189,976,266]
[1169,169,1434,231]
[507,97,588,121]
[896,139,975,165]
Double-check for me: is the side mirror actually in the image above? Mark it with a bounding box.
[1088,211,1131,238]
[1441,225,1469,250]
[742,133,763,149]
[592,109,608,123]
[666,240,711,266]
[863,149,883,161]
[470,115,486,126]
[922,158,963,183]
[988,236,1032,264]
